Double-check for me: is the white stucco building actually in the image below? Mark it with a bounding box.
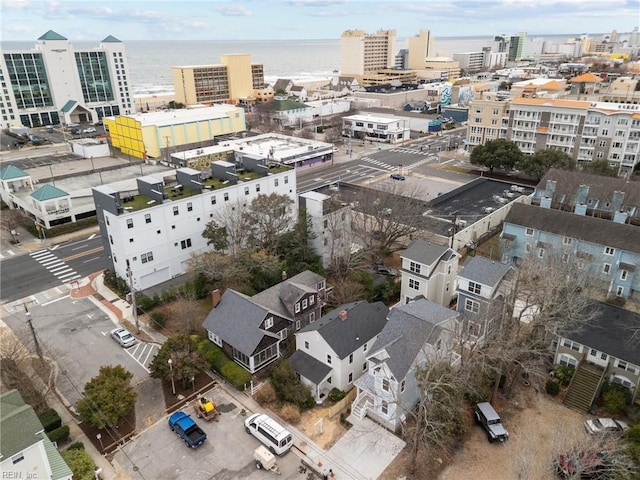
[342,113,410,144]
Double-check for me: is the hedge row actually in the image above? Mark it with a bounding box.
[23,217,98,238]
[47,425,70,443]
[38,408,62,432]
[194,337,252,390]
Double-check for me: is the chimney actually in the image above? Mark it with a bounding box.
[211,289,221,308]
[339,310,348,321]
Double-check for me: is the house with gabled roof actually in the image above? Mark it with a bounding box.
[254,97,313,127]
[456,255,515,346]
[0,390,72,480]
[289,300,388,401]
[272,79,294,95]
[203,270,326,373]
[352,298,460,431]
[400,239,459,307]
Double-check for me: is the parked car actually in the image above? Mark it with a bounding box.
[390,173,406,181]
[82,127,96,134]
[168,411,207,448]
[584,418,629,435]
[474,402,509,442]
[553,450,610,479]
[376,265,398,277]
[110,327,137,348]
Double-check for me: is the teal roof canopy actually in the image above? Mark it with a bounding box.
[38,30,67,41]
[61,100,78,113]
[31,184,69,201]
[101,35,122,43]
[0,165,29,180]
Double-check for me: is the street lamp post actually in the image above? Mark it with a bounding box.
[168,358,176,395]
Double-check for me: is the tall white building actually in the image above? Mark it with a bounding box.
[0,30,134,129]
[93,162,297,290]
[341,29,397,77]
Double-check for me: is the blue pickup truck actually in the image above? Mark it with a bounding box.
[168,411,207,448]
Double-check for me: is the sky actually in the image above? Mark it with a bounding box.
[1,0,638,42]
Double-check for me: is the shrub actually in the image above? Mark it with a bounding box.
[47,425,70,443]
[279,404,301,424]
[255,383,277,405]
[626,423,640,444]
[546,379,560,396]
[553,365,575,386]
[103,269,130,297]
[220,361,252,390]
[149,310,167,330]
[67,441,85,451]
[137,293,160,312]
[603,388,627,414]
[270,359,315,410]
[328,388,346,402]
[38,408,62,432]
[61,447,96,480]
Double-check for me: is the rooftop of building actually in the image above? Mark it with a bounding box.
[115,105,241,127]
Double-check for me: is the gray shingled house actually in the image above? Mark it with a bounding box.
[202,270,326,374]
[289,300,389,402]
[352,298,460,431]
[0,390,72,480]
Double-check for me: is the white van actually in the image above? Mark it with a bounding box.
[244,413,293,455]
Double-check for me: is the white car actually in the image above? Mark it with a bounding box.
[82,127,96,134]
[584,417,629,435]
[110,327,137,348]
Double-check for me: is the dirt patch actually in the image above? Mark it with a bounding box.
[161,371,218,412]
[296,403,349,450]
[77,408,136,455]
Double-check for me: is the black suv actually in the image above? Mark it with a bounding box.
[474,402,509,443]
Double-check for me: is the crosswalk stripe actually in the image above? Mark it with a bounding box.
[41,258,61,266]
[58,271,78,279]
[48,265,69,273]
[30,250,51,258]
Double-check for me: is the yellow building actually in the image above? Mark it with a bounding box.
[407,29,435,70]
[423,57,461,80]
[105,105,246,159]
[172,54,264,105]
[340,29,397,78]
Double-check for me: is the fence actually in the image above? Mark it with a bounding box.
[327,389,357,419]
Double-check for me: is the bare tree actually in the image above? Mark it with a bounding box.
[322,202,363,278]
[0,209,23,244]
[188,252,248,290]
[203,200,250,258]
[170,290,202,334]
[243,193,295,253]
[328,276,367,306]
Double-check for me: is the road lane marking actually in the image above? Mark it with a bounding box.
[41,295,70,306]
[82,257,102,264]
[62,246,103,262]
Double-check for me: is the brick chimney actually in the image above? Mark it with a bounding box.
[282,270,288,281]
[339,310,348,321]
[211,289,221,308]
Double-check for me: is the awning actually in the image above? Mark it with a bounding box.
[536,241,551,248]
[501,233,516,241]
[619,262,636,272]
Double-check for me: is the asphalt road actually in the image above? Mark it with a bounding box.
[0,236,108,303]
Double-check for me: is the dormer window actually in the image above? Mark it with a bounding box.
[295,303,301,313]
[264,317,273,329]
[302,299,308,309]
[467,281,481,294]
[409,261,421,274]
[309,295,315,305]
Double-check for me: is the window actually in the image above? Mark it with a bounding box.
[604,246,615,255]
[279,329,288,340]
[127,218,133,229]
[363,343,367,352]
[224,192,229,201]
[209,332,222,347]
[327,354,332,365]
[612,376,632,389]
[173,206,179,216]
[616,286,624,297]
[409,261,421,274]
[525,228,534,236]
[465,299,480,313]
[348,372,353,383]
[145,213,151,224]
[129,238,134,243]
[327,376,332,384]
[284,176,289,184]
[304,340,309,350]
[244,186,250,196]
[381,400,388,415]
[349,353,353,364]
[590,349,597,356]
[180,238,192,249]
[600,353,608,361]
[141,251,153,264]
[187,202,193,212]
[562,237,572,245]
[620,270,628,281]
[296,320,301,330]
[409,278,420,290]
[400,379,406,393]
[525,243,532,253]
[538,248,545,258]
[309,295,315,305]
[562,339,580,352]
[211,195,216,205]
[274,178,279,187]
[109,235,113,245]
[617,360,637,375]
[256,184,261,193]
[11,453,24,464]
[264,317,273,329]
[559,354,577,368]
[467,281,481,294]
[363,362,367,371]
[382,379,389,391]
[603,264,611,274]
[302,299,308,309]
[295,303,301,313]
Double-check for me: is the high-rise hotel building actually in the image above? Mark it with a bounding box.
[340,29,397,78]
[0,30,134,129]
[467,93,640,177]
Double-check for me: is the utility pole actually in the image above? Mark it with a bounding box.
[24,304,43,360]
[126,264,140,334]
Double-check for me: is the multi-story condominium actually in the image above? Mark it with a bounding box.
[172,54,264,106]
[508,32,527,62]
[0,30,134,129]
[406,29,434,70]
[341,29,397,78]
[92,162,296,290]
[466,96,640,176]
[453,52,486,73]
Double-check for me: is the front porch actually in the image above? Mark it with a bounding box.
[352,373,376,419]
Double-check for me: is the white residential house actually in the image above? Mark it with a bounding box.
[400,239,459,307]
[289,301,389,402]
[0,390,73,480]
[456,256,515,346]
[93,161,297,290]
[352,298,460,431]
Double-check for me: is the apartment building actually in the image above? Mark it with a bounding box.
[453,51,507,73]
[508,32,527,62]
[406,29,435,70]
[466,96,640,176]
[341,29,397,78]
[92,163,296,290]
[172,54,265,105]
[0,30,134,129]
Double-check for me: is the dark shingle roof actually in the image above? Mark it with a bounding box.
[289,350,332,384]
[460,256,513,288]
[299,301,389,358]
[370,299,458,380]
[252,270,324,319]
[504,203,640,254]
[566,303,640,366]
[402,239,451,266]
[202,290,273,355]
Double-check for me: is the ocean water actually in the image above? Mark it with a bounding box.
[2,34,578,96]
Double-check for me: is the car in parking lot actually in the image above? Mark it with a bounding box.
[110,327,137,348]
[82,127,96,134]
[390,173,406,181]
[584,417,629,435]
[474,402,509,442]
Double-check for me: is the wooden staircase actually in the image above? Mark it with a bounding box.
[563,362,605,413]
